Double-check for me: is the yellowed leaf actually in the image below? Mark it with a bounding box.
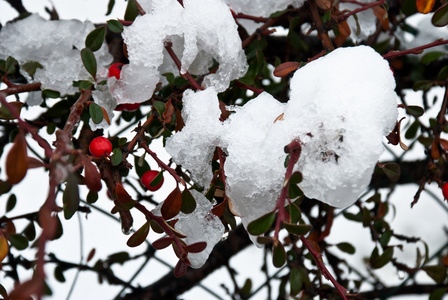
[416,0,436,14]
[0,235,9,263]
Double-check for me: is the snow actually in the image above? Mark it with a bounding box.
[175,191,225,268]
[110,0,247,104]
[339,0,378,43]
[166,45,398,241]
[0,14,112,96]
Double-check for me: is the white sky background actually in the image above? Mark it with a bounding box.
[0,1,447,300]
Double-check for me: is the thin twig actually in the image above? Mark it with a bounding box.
[383,38,448,59]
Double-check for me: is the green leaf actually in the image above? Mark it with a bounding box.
[405,120,420,139]
[5,56,18,75]
[54,266,66,283]
[21,61,43,77]
[406,105,425,117]
[283,223,311,236]
[380,163,401,182]
[0,101,23,120]
[437,65,448,81]
[8,234,29,250]
[125,0,139,21]
[422,265,447,284]
[81,48,97,78]
[421,51,446,64]
[336,242,356,254]
[107,251,130,265]
[106,0,115,15]
[85,26,106,52]
[107,19,123,33]
[0,180,12,196]
[286,202,302,224]
[73,80,93,90]
[111,148,123,166]
[289,172,303,185]
[153,101,166,116]
[272,243,286,267]
[127,222,150,247]
[0,283,8,298]
[181,189,196,214]
[89,102,104,124]
[240,278,252,298]
[247,211,276,235]
[432,3,448,27]
[370,247,394,269]
[149,171,164,188]
[42,89,61,99]
[413,80,433,91]
[23,221,36,241]
[6,194,16,212]
[289,267,303,295]
[429,288,447,300]
[134,155,151,177]
[63,173,80,220]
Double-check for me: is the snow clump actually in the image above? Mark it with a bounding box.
[110,0,247,104]
[0,14,112,96]
[166,45,398,239]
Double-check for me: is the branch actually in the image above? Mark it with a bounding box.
[0,82,42,96]
[337,0,386,22]
[118,224,251,299]
[309,0,334,51]
[383,39,448,59]
[4,0,28,14]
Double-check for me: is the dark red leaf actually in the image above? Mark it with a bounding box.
[6,129,28,184]
[174,260,188,278]
[161,187,182,220]
[115,182,132,203]
[127,222,150,247]
[152,236,173,250]
[83,157,102,192]
[184,241,207,253]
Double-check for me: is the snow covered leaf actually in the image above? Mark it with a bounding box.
[417,0,435,14]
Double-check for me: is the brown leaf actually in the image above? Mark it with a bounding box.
[372,5,389,30]
[334,20,351,47]
[439,138,448,150]
[219,100,230,121]
[175,106,185,132]
[6,129,28,184]
[116,182,132,203]
[163,99,175,123]
[184,241,207,253]
[273,62,301,77]
[431,139,440,159]
[100,106,111,125]
[152,236,173,250]
[87,248,96,262]
[83,157,102,192]
[274,113,285,123]
[174,260,188,278]
[27,157,45,169]
[161,187,182,220]
[211,198,227,217]
[315,0,331,10]
[0,235,8,263]
[416,0,435,14]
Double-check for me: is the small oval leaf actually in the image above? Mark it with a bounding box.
[89,102,104,124]
[336,242,356,254]
[6,129,28,184]
[181,189,196,214]
[85,26,106,52]
[273,61,301,77]
[432,2,448,26]
[0,235,9,262]
[184,241,207,253]
[81,48,97,78]
[247,211,276,236]
[272,243,286,267]
[107,19,123,33]
[152,236,173,250]
[161,187,182,220]
[127,222,150,247]
[63,173,80,220]
[284,223,311,236]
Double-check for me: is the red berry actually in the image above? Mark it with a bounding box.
[141,170,164,192]
[114,103,141,112]
[442,183,448,199]
[108,63,124,79]
[89,137,112,158]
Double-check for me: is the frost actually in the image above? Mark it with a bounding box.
[175,191,224,268]
[166,46,398,241]
[339,0,377,43]
[0,14,112,95]
[110,0,247,104]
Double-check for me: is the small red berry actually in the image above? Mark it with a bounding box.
[442,182,448,199]
[141,170,164,192]
[114,103,141,112]
[89,137,112,158]
[108,63,124,79]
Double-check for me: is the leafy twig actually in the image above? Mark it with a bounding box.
[383,38,448,59]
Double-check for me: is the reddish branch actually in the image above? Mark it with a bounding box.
[234,81,264,95]
[0,82,42,96]
[164,42,204,91]
[309,0,334,51]
[337,0,386,22]
[0,92,53,158]
[383,38,448,59]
